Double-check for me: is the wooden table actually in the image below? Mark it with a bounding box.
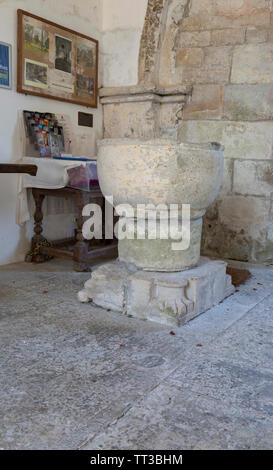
[28,186,118,272]
[0,163,37,175]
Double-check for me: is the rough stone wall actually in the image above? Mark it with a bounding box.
[153,0,273,262]
[138,0,165,85]
[100,3,191,140]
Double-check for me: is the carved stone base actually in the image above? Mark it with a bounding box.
[78,257,235,327]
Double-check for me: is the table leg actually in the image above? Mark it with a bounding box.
[27,189,49,263]
[74,191,91,272]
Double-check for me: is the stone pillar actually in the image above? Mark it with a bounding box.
[99,85,192,140]
[77,1,236,326]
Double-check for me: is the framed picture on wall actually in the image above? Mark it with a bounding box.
[0,41,12,89]
[17,9,98,108]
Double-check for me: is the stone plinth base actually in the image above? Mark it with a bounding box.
[78,257,235,327]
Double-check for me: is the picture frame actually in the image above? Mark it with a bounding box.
[0,41,12,89]
[17,9,98,108]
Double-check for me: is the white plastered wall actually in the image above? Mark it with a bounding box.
[0,0,103,265]
[0,0,149,265]
[102,0,148,86]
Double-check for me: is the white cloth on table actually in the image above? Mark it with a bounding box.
[16,157,91,225]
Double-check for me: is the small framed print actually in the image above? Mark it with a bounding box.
[17,9,98,108]
[0,41,12,89]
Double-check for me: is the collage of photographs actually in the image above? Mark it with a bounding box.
[21,12,97,106]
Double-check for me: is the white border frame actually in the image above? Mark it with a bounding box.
[0,41,12,89]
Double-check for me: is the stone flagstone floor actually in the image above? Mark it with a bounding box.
[0,259,272,450]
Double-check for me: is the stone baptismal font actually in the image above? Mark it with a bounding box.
[78,138,234,326]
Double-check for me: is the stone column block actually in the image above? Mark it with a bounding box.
[78,258,235,327]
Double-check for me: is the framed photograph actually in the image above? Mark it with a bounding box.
[0,41,12,89]
[17,9,98,108]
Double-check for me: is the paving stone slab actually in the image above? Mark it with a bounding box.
[0,267,272,449]
[166,354,273,416]
[82,383,273,450]
[202,294,273,369]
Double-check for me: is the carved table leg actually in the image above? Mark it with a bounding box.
[27,189,49,263]
[73,191,91,272]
